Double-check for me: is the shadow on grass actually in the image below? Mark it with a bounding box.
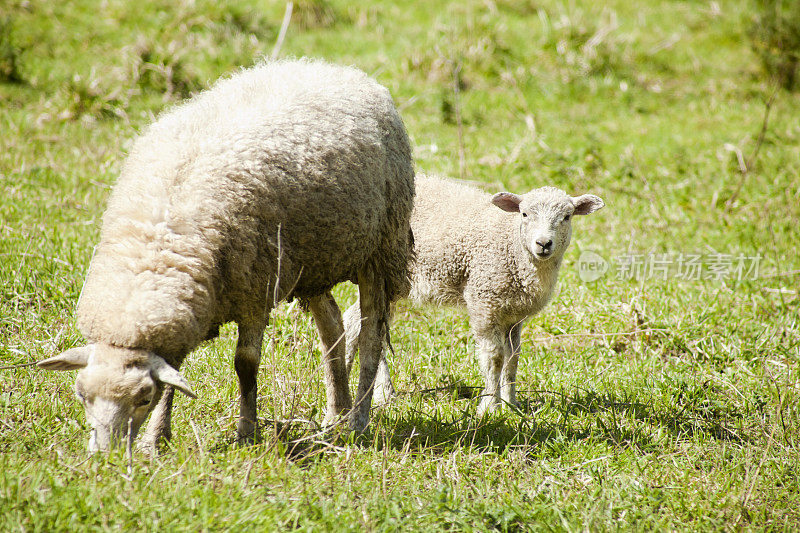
[527,385,750,444]
[376,379,751,455]
[207,418,346,463]
[205,380,752,464]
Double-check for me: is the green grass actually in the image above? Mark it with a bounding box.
[1,0,799,530]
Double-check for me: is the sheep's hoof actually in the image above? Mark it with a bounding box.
[136,434,168,457]
[236,434,258,446]
[136,440,157,457]
[349,410,370,434]
[322,410,350,430]
[236,422,260,446]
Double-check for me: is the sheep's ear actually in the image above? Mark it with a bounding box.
[37,346,91,371]
[492,192,523,213]
[571,194,605,215]
[150,355,197,399]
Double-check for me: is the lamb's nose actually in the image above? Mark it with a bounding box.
[536,239,553,254]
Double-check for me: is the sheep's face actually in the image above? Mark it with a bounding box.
[38,344,195,453]
[492,187,604,262]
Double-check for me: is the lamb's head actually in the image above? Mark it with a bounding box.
[492,186,604,261]
[38,344,196,452]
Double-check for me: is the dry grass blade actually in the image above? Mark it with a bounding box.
[271,2,294,60]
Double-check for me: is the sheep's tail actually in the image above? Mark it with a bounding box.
[376,105,415,304]
[381,227,414,358]
[379,227,415,304]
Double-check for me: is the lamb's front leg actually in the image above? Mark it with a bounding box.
[235,319,267,444]
[137,385,174,455]
[500,322,523,408]
[309,291,353,427]
[474,324,505,417]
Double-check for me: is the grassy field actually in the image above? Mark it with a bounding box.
[1,0,799,530]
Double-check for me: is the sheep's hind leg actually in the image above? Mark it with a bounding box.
[350,267,386,432]
[343,300,395,405]
[501,322,523,409]
[475,325,505,417]
[235,319,266,444]
[137,385,174,455]
[309,292,353,427]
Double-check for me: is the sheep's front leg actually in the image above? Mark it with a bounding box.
[343,300,395,405]
[501,322,523,408]
[235,319,266,444]
[137,385,174,455]
[309,292,353,427]
[351,268,386,432]
[474,324,505,417]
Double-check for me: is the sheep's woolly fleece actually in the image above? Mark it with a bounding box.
[77,59,415,368]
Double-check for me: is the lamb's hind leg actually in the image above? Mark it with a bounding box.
[373,354,395,405]
[309,291,353,427]
[344,300,394,405]
[235,319,267,444]
[343,301,361,376]
[501,322,523,408]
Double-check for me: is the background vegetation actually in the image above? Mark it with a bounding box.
[1,0,798,530]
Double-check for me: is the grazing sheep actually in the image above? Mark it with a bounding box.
[345,174,603,414]
[37,59,415,451]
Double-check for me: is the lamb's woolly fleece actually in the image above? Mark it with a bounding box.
[345,174,603,413]
[77,59,415,366]
[409,175,563,332]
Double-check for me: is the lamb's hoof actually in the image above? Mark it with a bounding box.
[477,397,500,418]
[503,398,521,410]
[372,383,396,406]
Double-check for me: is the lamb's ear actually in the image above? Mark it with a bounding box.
[492,192,523,213]
[37,346,91,371]
[571,194,605,215]
[150,355,197,399]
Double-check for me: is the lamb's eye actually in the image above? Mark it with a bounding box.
[522,212,528,218]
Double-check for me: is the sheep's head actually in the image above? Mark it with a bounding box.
[38,344,196,452]
[492,187,604,261]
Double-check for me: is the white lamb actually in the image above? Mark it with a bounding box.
[38,59,415,451]
[345,174,604,414]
